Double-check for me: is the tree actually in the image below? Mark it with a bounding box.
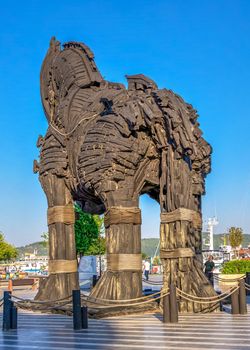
[153,256,161,265]
[0,233,18,262]
[74,204,105,257]
[40,207,105,257]
[41,232,49,248]
[85,236,106,255]
[87,215,106,255]
[229,227,243,259]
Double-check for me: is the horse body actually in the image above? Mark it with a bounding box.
[35,38,215,310]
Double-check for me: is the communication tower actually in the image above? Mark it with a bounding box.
[206,217,219,251]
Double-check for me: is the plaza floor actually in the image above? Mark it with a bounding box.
[1,277,250,349]
[0,307,250,350]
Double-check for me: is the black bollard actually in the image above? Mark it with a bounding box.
[246,272,250,296]
[81,306,88,329]
[219,300,223,312]
[72,290,82,330]
[2,291,12,331]
[163,293,171,323]
[239,279,247,315]
[92,275,98,288]
[211,273,214,287]
[169,284,178,323]
[216,291,223,311]
[231,288,240,315]
[11,306,18,329]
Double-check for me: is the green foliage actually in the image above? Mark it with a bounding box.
[229,227,243,249]
[93,215,104,236]
[202,233,250,251]
[41,232,49,248]
[221,260,250,274]
[85,236,106,255]
[153,256,161,265]
[0,233,18,262]
[17,241,48,257]
[142,252,148,259]
[74,204,105,256]
[141,238,159,257]
[17,207,106,258]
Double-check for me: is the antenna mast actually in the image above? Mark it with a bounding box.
[207,217,219,251]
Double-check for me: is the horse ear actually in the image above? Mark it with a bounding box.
[40,38,61,122]
[49,36,56,46]
[126,74,158,91]
[40,40,103,125]
[49,36,61,51]
[60,41,103,87]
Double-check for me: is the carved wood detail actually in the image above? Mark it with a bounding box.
[35,37,215,311]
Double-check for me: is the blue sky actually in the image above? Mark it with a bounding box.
[0,0,250,245]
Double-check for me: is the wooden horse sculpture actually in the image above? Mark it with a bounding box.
[34,37,215,312]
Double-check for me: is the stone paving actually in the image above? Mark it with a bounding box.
[1,277,250,349]
[0,308,250,350]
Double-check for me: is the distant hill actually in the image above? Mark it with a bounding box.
[239,234,250,247]
[141,238,159,257]
[17,241,48,257]
[142,234,250,257]
[17,239,159,258]
[17,234,250,258]
[203,233,250,250]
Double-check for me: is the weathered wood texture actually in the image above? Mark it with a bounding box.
[92,218,142,299]
[35,174,79,300]
[35,37,213,306]
[160,221,217,313]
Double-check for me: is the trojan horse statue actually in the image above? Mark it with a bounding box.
[34,37,215,312]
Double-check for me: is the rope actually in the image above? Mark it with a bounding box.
[213,275,245,282]
[160,208,201,228]
[81,290,170,308]
[81,289,166,304]
[11,290,169,311]
[14,292,169,310]
[9,290,168,311]
[47,206,75,226]
[49,112,98,137]
[11,294,72,304]
[48,259,78,274]
[30,281,39,290]
[104,207,141,228]
[177,286,239,304]
[14,300,71,311]
[176,287,236,301]
[142,278,163,285]
[245,284,250,292]
[107,254,142,271]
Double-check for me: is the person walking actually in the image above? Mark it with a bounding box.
[144,260,150,281]
[204,255,215,285]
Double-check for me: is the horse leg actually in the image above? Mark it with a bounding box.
[90,193,142,300]
[160,209,218,313]
[35,173,79,300]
